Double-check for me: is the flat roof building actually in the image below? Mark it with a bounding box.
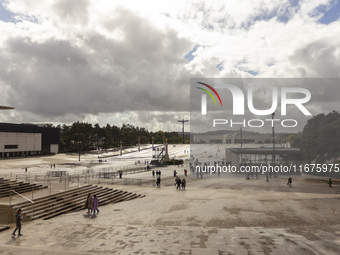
[226,146,303,169]
[193,132,273,144]
[0,123,60,158]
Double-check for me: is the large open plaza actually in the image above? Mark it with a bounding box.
[0,145,339,254]
[1,1,340,253]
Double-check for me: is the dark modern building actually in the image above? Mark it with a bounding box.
[0,123,60,158]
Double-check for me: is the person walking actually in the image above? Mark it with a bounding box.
[328,178,332,188]
[176,177,182,190]
[92,195,99,215]
[85,193,93,214]
[152,170,155,178]
[12,209,23,237]
[181,178,186,190]
[287,177,292,187]
[156,176,161,187]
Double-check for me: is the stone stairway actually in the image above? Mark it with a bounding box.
[0,178,47,198]
[11,185,145,220]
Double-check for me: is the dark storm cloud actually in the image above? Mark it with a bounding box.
[1,0,340,130]
[1,7,192,118]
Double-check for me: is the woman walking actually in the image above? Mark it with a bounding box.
[85,193,93,214]
[92,195,99,215]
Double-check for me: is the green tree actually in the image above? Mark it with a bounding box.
[300,111,340,163]
[58,122,188,153]
[287,133,303,148]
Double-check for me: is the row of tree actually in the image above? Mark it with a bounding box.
[57,111,340,162]
[57,122,188,153]
[289,111,340,163]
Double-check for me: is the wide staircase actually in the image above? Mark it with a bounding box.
[10,185,145,220]
[0,178,47,198]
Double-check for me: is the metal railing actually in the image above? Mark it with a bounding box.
[0,173,157,199]
[8,189,36,221]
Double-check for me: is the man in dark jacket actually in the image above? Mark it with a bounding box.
[12,209,23,237]
[181,178,186,190]
[287,177,292,187]
[176,177,182,190]
[156,176,161,187]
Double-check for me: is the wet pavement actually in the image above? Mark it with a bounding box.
[0,149,339,254]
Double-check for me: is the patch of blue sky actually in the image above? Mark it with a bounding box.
[253,10,288,24]
[0,3,15,23]
[237,64,258,76]
[216,62,223,71]
[243,0,299,28]
[184,45,199,62]
[318,0,340,24]
[0,3,39,24]
[203,23,215,31]
[244,70,258,76]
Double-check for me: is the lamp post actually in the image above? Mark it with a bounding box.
[74,134,82,162]
[272,112,276,176]
[78,140,81,161]
[120,141,123,156]
[177,119,189,144]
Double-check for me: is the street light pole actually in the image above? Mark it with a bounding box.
[78,140,81,161]
[177,119,189,144]
[272,112,275,167]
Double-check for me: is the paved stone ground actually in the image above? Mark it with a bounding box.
[0,222,339,254]
[0,151,339,254]
[0,176,339,254]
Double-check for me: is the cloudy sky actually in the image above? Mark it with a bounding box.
[0,0,339,132]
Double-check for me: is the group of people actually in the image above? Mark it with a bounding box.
[85,193,100,215]
[174,176,186,190]
[152,170,162,187]
[152,170,161,177]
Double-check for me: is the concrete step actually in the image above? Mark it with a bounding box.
[10,185,144,221]
[0,179,48,198]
